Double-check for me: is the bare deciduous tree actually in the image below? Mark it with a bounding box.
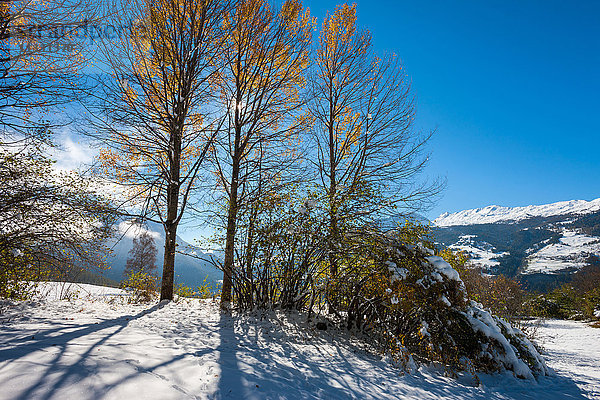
[124,231,158,277]
[209,0,313,307]
[88,0,230,300]
[309,4,442,311]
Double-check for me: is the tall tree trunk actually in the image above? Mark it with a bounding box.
[221,123,240,307]
[327,94,338,313]
[221,159,239,307]
[160,127,182,301]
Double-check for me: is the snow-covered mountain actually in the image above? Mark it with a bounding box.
[434,198,600,227]
[432,198,600,291]
[102,220,222,288]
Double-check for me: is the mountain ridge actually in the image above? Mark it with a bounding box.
[431,198,600,292]
[434,198,600,227]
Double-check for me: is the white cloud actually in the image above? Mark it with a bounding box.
[49,131,97,171]
[118,220,162,240]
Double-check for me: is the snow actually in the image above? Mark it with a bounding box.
[1,283,599,399]
[462,305,539,380]
[426,256,462,282]
[449,235,508,270]
[532,319,600,400]
[419,321,430,338]
[523,229,600,274]
[440,295,451,307]
[387,261,409,283]
[434,198,600,227]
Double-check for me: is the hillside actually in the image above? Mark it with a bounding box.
[432,198,600,292]
[0,283,598,399]
[103,220,222,289]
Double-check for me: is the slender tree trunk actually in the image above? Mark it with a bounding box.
[327,92,338,313]
[161,221,177,300]
[221,144,240,307]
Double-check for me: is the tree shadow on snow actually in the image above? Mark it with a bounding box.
[212,310,591,400]
[0,302,591,400]
[0,301,190,400]
[213,311,397,399]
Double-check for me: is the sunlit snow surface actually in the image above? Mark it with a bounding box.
[524,230,600,274]
[0,283,598,399]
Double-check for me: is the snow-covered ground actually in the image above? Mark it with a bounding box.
[524,229,600,274]
[0,283,598,399]
[434,198,600,227]
[533,320,600,400]
[449,235,508,270]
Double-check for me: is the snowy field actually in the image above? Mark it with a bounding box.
[449,235,508,270]
[524,229,600,274]
[0,283,598,400]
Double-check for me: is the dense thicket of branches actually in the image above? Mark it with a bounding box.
[209,0,313,307]
[0,0,96,140]
[0,148,115,298]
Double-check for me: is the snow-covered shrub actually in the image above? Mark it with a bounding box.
[223,200,548,378]
[339,232,548,379]
[439,248,527,323]
[386,244,547,378]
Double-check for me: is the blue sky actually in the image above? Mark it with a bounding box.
[306,0,600,220]
[57,0,599,242]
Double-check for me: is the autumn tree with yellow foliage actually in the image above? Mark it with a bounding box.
[89,0,231,300]
[309,4,442,312]
[0,0,97,141]
[209,0,313,307]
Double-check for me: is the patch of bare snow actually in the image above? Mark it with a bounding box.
[531,319,600,400]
